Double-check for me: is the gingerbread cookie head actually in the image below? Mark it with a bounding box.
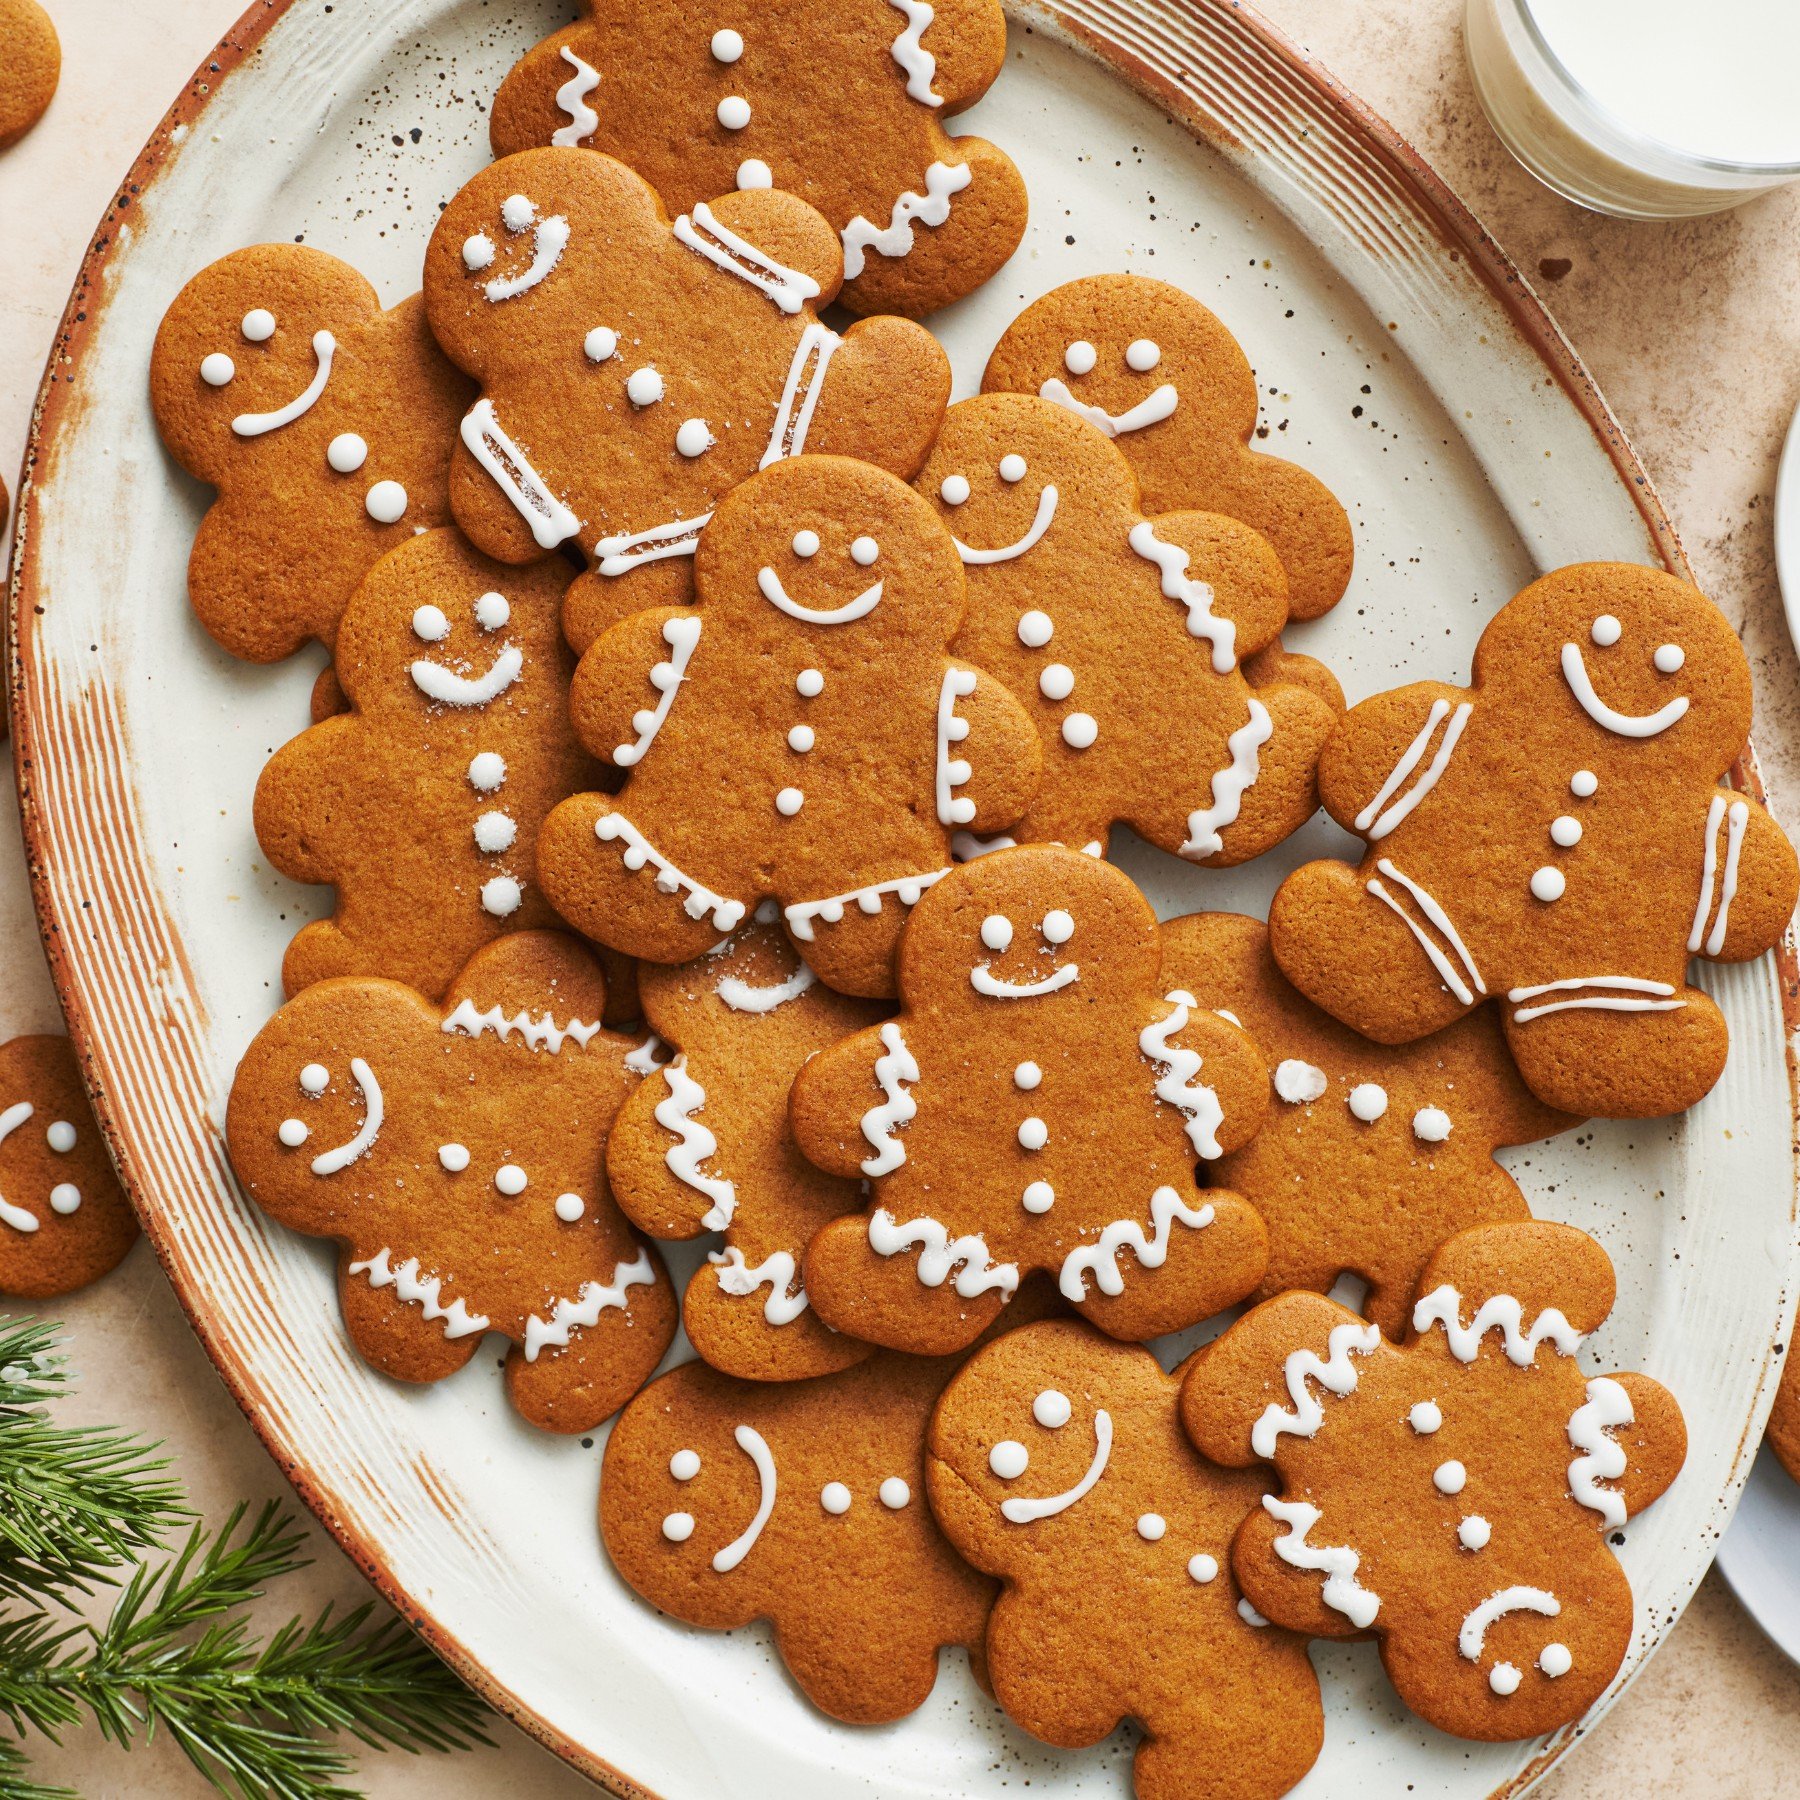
[488,0,1026,317]
[422,149,950,609]
[928,1319,1323,1800]
[537,454,1042,997]
[1160,911,1578,1336]
[150,245,473,662]
[606,911,887,1381]
[254,529,600,1004]
[795,845,1272,1354]
[1270,563,1800,1117]
[1181,1221,1687,1741]
[601,1347,997,1724]
[0,1037,138,1299]
[225,932,676,1433]
[981,275,1353,620]
[919,393,1341,863]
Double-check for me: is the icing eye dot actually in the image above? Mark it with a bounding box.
[482,875,524,917]
[676,418,714,458]
[462,233,496,271]
[1064,339,1097,375]
[474,811,518,854]
[1654,643,1685,673]
[1348,1083,1388,1123]
[1039,663,1075,702]
[1590,613,1622,647]
[989,1440,1029,1480]
[1137,1513,1167,1541]
[1018,610,1054,649]
[661,1511,696,1542]
[1570,769,1598,798]
[474,590,510,631]
[1457,1514,1492,1551]
[1017,1116,1049,1151]
[1549,814,1582,848]
[49,1185,81,1216]
[736,158,772,189]
[850,536,880,566]
[879,1477,911,1509]
[411,604,450,642]
[717,95,752,130]
[500,193,536,233]
[1433,1459,1467,1495]
[1409,1400,1442,1434]
[1539,1642,1573,1678]
[820,1482,852,1515]
[1022,1180,1055,1213]
[796,668,824,697]
[1040,909,1074,945]
[241,308,276,342]
[1489,1663,1522,1696]
[199,352,236,387]
[1412,1106,1452,1143]
[585,325,618,362]
[998,454,1027,484]
[670,1449,701,1480]
[1274,1060,1328,1104]
[1014,1061,1042,1091]
[468,751,507,793]
[711,27,745,62]
[1061,713,1098,750]
[438,1142,470,1173]
[495,1163,528,1196]
[1032,1388,1072,1428]
[365,481,408,525]
[277,1118,310,1148]
[46,1121,76,1154]
[981,915,1014,952]
[1188,1553,1219,1583]
[1530,866,1566,903]
[554,1193,586,1222]
[939,473,970,506]
[627,366,665,407]
[299,1064,330,1096]
[1126,338,1162,372]
[792,530,820,558]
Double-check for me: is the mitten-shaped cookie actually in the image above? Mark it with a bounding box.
[422,148,950,630]
[928,1319,1323,1800]
[537,455,1041,997]
[226,932,676,1432]
[1182,1221,1686,1741]
[796,845,1270,1354]
[488,0,1027,318]
[919,394,1341,862]
[150,245,473,662]
[1161,911,1578,1335]
[983,275,1353,620]
[1269,564,1800,1117]
[607,910,886,1380]
[0,1037,138,1299]
[254,529,598,1003]
[601,1344,999,1723]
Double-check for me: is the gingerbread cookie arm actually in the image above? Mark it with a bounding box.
[1243,639,1346,716]
[336,1251,487,1385]
[253,718,359,890]
[567,608,701,766]
[488,23,600,159]
[1593,1371,1687,1522]
[1409,1220,1616,1345]
[800,314,953,481]
[1210,677,1341,870]
[1314,681,1471,837]
[1135,510,1291,664]
[1227,1502,1367,1642]
[788,1023,894,1182]
[1158,1004,1269,1157]
[1687,785,1800,964]
[952,661,1044,836]
[606,1069,719,1239]
[704,188,846,304]
[909,0,1009,110]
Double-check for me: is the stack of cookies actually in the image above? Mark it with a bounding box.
[146,2,1799,1790]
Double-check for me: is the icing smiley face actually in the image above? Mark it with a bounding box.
[971,906,1079,998]
[936,451,1060,566]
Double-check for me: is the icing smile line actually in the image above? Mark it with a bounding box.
[232,329,335,437]
[954,485,1059,565]
[1038,376,1179,438]
[711,1423,778,1572]
[970,961,1079,999]
[757,567,884,624]
[409,645,523,707]
[0,1100,40,1233]
[1559,644,1689,738]
[1000,1408,1113,1523]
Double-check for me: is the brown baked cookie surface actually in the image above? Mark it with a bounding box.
[225,932,676,1432]
[1269,563,1800,1118]
[421,148,950,626]
[795,845,1271,1354]
[918,394,1341,862]
[1161,911,1578,1336]
[982,275,1353,620]
[150,246,473,662]
[928,1318,1324,1800]
[606,910,887,1381]
[537,455,1041,997]
[487,0,1026,318]
[0,1037,138,1299]
[1767,1352,1800,1484]
[0,0,59,148]
[254,529,599,1003]
[1182,1220,1686,1741]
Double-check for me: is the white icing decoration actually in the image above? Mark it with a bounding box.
[551,47,600,147]
[1687,794,1750,955]
[1022,1181,1054,1213]
[555,1194,585,1223]
[940,473,970,505]
[1551,814,1583,847]
[479,873,521,916]
[998,455,1027,484]
[717,961,816,1013]
[737,158,772,189]
[1127,521,1237,673]
[48,1186,79,1217]
[200,352,235,387]
[851,536,880,566]
[1013,1059,1041,1089]
[460,398,581,549]
[760,321,841,470]
[1459,1515,1492,1550]
[1042,910,1074,945]
[278,1118,310,1148]
[474,811,516,854]
[47,1121,75,1154]
[1126,339,1162,372]
[348,1248,490,1338]
[438,1143,469,1173]
[705,1423,778,1573]
[412,605,449,643]
[1238,1599,1270,1627]
[756,566,882,624]
[1274,1060,1328,1105]
[1409,1400,1442,1434]
[585,326,618,362]
[1460,1587,1561,1681]
[1507,975,1684,1025]
[1263,1495,1380,1628]
[231,330,334,437]
[462,234,496,271]
[1137,1513,1167,1541]
[593,814,747,932]
[1591,614,1621,646]
[880,1478,911,1509]
[327,432,366,473]
[1181,700,1273,859]
[1433,1459,1467,1495]
[1366,857,1486,1005]
[1655,643,1685,673]
[716,95,752,130]
[1412,1106,1452,1143]
[672,1449,701,1480]
[841,161,972,278]
[1567,1375,1635,1529]
[627,366,665,407]
[1572,769,1598,797]
[410,644,523,707]
[935,668,977,826]
[860,1023,918,1176]
[1001,1409,1111,1523]
[821,1481,852,1515]
[1530,866,1566,903]
[1064,340,1097,375]
[1560,642,1690,737]
[885,0,944,104]
[300,1064,329,1094]
[1139,990,1227,1158]
[442,999,602,1054]
[673,202,820,314]
[1039,664,1075,702]
[953,485,1059,565]
[1189,1553,1219,1583]
[0,1103,41,1233]
[662,1511,695,1542]
[868,1207,1019,1297]
[1251,1321,1383,1458]
[971,953,1079,998]
[1061,713,1098,751]
[1034,1388,1072,1428]
[710,1247,808,1325]
[1411,1285,1583,1365]
[989,1440,1029,1479]
[1540,1642,1574,1678]
[1347,1083,1388,1123]
[656,1057,736,1231]
[310,1057,383,1175]
[1354,699,1473,840]
[675,418,714,458]
[614,616,701,767]
[711,27,744,61]
[1038,376,1179,437]
[1017,1116,1048,1151]
[595,511,711,578]
[494,1164,528,1196]
[522,1247,657,1360]
[1017,609,1054,648]
[785,868,949,941]
[625,1034,667,1076]
[365,480,408,525]
[479,196,570,303]
[1059,1187,1215,1301]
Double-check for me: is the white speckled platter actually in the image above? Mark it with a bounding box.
[13,1,1798,1795]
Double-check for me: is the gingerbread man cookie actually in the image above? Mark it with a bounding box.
[225,932,676,1433]
[982,275,1354,621]
[1161,911,1578,1336]
[919,394,1342,862]
[606,910,887,1381]
[928,1318,1323,1800]
[0,1037,138,1299]
[795,845,1271,1354]
[488,0,1027,318]
[254,529,599,1003]
[537,455,1042,998]
[1182,1221,1686,1741]
[1269,564,1800,1118]
[422,148,950,629]
[150,245,474,663]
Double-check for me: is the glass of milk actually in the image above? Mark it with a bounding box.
[1465,0,1800,217]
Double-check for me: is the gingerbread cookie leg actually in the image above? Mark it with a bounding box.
[336,1251,488,1385]
[1211,674,1341,868]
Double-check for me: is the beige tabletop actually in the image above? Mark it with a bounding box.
[3,0,1798,1793]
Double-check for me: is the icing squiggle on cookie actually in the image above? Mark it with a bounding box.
[1251,1320,1382,1458]
[460,399,581,549]
[614,616,701,768]
[711,1247,808,1324]
[594,814,747,932]
[348,1248,490,1338]
[885,0,944,104]
[711,1424,777,1571]
[310,1058,383,1176]
[1567,1375,1634,1529]
[859,1024,918,1176]
[656,1057,736,1231]
[785,867,950,941]
[522,1246,657,1360]
[1366,857,1485,1005]
[442,1000,602,1054]
[1059,1186,1214,1301]
[869,1207,1018,1297]
[1001,1408,1111,1523]
[0,1102,40,1232]
[1264,1495,1381,1628]
[1038,377,1179,438]
[1127,521,1236,673]
[841,162,972,278]
[551,46,600,147]
[1181,699,1272,860]
[1411,1285,1582,1365]
[232,330,335,437]
[1139,990,1226,1159]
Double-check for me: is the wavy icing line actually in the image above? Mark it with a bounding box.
[710,1247,808,1325]
[442,999,603,1055]
[1038,376,1179,438]
[885,0,943,104]
[1688,793,1749,956]
[348,1248,490,1339]
[869,1207,1018,1298]
[859,1023,918,1176]
[842,161,972,278]
[551,46,599,146]
[785,867,950,941]
[936,668,977,827]
[460,398,581,549]
[522,1246,656,1360]
[1263,1495,1380,1628]
[614,616,700,767]
[1251,1320,1383,1458]
[1059,1186,1215,1301]
[1567,1375,1633,1529]
[1126,521,1236,673]
[1181,699,1272,860]
[594,814,747,933]
[674,203,821,315]
[1411,1285,1583,1365]
[656,1057,736,1231]
[1001,1409,1113,1524]
[1139,989,1226,1159]
[0,1102,40,1232]
[1354,698,1472,840]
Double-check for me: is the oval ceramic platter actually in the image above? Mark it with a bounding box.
[13,1,1798,1795]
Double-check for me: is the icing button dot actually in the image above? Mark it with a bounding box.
[1530,866,1567,903]
[998,454,1027,484]
[736,158,772,189]
[670,1449,700,1480]
[1571,769,1598,797]
[1433,1459,1467,1496]
[1017,1116,1048,1151]
[468,752,507,793]
[554,1193,585,1223]
[796,668,824,698]
[199,352,236,387]
[1061,712,1098,750]
[675,418,714,458]
[46,1121,77,1154]
[584,325,618,362]
[474,590,510,630]
[494,1163,528,1196]
[820,1482,852,1515]
[1013,1061,1042,1090]
[1412,1106,1452,1143]
[1064,339,1097,375]
[412,604,450,642]
[1409,1400,1442,1434]
[241,308,276,342]
[481,875,523,917]
[661,1511,696,1543]
[1274,1059,1328,1104]
[299,1064,330,1095]
[1489,1662,1522,1697]
[850,536,880,567]
[792,530,820,558]
[462,233,496,271]
[49,1185,81,1216]
[277,1118,310,1148]
[981,914,1014,952]
[717,95,752,130]
[939,473,970,506]
[711,27,745,61]
[1654,643,1685,673]
[1021,1180,1055,1213]
[1539,1642,1573,1678]
[1348,1083,1388,1123]
[327,432,367,474]
[438,1143,471,1173]
[1590,614,1622,647]
[1033,1389,1072,1428]
[1457,1515,1491,1551]
[775,787,805,817]
[1188,1553,1219,1583]
[879,1477,911,1509]
[1126,338,1162,371]
[1017,610,1054,649]
[365,480,408,525]
[787,724,815,753]
[1041,909,1074,945]
[627,366,665,407]
[1039,663,1075,701]
[1550,815,1583,848]
[1137,1513,1167,1542]
[989,1440,1029,1480]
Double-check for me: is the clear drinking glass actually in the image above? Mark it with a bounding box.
[1465,0,1800,219]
